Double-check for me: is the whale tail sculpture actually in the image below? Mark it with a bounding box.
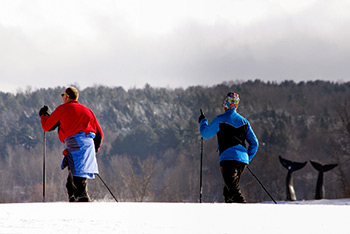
[279,156,307,201]
[310,161,337,200]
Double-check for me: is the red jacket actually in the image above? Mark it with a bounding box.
[41,101,103,150]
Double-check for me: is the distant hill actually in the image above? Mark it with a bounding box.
[0,80,349,203]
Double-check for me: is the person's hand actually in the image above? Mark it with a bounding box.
[39,105,50,117]
[61,155,68,170]
[198,109,206,123]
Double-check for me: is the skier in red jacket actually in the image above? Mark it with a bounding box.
[39,86,104,202]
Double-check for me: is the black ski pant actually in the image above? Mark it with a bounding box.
[220,160,247,203]
[66,171,91,202]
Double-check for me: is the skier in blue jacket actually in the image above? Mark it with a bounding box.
[199,92,259,203]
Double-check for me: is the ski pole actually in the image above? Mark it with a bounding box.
[247,166,277,204]
[43,131,46,202]
[200,136,203,203]
[199,109,204,203]
[96,174,118,202]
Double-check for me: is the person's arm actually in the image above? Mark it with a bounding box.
[94,126,103,153]
[200,116,220,139]
[40,106,61,132]
[246,122,259,162]
[92,111,104,153]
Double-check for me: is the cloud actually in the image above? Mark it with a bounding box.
[0,0,349,93]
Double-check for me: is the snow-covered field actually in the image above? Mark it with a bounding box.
[0,199,349,234]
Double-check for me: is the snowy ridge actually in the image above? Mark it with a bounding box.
[270,198,350,205]
[0,200,349,234]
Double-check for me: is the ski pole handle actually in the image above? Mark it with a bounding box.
[198,109,206,124]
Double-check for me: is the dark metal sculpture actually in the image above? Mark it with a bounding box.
[310,161,338,199]
[279,156,307,201]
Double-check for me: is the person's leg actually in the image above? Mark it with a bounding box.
[232,161,246,203]
[220,160,247,203]
[73,176,91,202]
[66,171,77,202]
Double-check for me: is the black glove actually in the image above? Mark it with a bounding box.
[39,105,50,117]
[61,155,69,170]
[198,109,206,123]
[94,130,102,153]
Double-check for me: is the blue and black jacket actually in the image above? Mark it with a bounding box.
[200,109,259,164]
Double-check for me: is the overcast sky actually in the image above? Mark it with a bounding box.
[0,0,349,93]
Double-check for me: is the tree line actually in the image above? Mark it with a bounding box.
[0,80,349,203]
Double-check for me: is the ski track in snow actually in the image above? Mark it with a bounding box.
[0,199,349,234]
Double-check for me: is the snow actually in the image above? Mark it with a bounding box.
[0,200,349,234]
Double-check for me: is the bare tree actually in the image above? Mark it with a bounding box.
[332,99,350,196]
[118,156,158,201]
